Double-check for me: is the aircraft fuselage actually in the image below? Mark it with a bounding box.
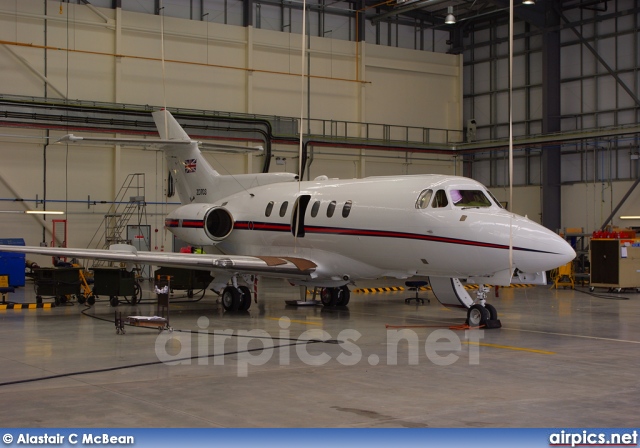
[166,173,575,287]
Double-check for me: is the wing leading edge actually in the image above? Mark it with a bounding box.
[0,245,316,280]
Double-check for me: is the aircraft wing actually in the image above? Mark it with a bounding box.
[0,244,316,280]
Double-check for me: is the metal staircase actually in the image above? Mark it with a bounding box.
[87,173,147,259]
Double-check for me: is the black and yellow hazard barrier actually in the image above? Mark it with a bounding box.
[353,284,534,294]
[0,303,54,310]
[353,286,407,293]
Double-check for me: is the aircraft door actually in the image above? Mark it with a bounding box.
[291,195,311,237]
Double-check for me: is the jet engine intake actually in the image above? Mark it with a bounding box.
[204,207,234,241]
[165,203,234,246]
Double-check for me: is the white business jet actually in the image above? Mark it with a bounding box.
[0,110,575,325]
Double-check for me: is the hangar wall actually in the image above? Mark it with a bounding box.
[464,1,640,234]
[0,0,462,252]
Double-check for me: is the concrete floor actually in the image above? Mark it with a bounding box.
[0,277,638,428]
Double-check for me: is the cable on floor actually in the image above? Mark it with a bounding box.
[0,340,323,388]
[573,286,630,301]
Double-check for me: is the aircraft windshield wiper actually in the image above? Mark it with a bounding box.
[462,206,480,210]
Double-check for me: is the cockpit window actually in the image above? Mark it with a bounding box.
[450,189,492,208]
[486,190,504,209]
[415,190,433,209]
[431,190,449,208]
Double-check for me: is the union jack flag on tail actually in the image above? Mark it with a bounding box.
[184,159,197,173]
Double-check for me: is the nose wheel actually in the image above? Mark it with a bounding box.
[466,286,500,328]
[466,304,488,327]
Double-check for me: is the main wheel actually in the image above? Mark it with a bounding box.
[484,303,498,320]
[110,296,119,307]
[221,286,241,311]
[320,287,339,307]
[467,304,488,327]
[336,286,351,306]
[238,286,252,311]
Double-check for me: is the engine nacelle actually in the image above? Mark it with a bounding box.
[165,203,234,246]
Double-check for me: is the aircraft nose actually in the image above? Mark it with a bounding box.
[512,217,576,272]
[558,238,577,265]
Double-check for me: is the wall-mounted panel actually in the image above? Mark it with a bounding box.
[528,85,542,121]
[616,33,635,70]
[617,72,636,110]
[597,76,617,111]
[473,159,490,186]
[472,95,491,129]
[472,61,490,94]
[561,44,582,79]
[561,80,585,117]
[529,51,542,85]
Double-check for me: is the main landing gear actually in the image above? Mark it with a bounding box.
[221,285,252,312]
[320,286,350,307]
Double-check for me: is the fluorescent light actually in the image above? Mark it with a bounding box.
[0,210,65,215]
[25,210,65,215]
[445,6,456,24]
[620,216,640,220]
[522,0,535,4]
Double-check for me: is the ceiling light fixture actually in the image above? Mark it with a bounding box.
[522,0,535,4]
[445,6,456,24]
[0,210,65,215]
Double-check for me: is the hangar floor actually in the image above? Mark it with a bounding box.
[0,277,638,428]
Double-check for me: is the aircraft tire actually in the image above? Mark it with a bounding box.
[320,287,339,307]
[222,286,241,312]
[238,286,252,311]
[336,286,351,306]
[484,303,498,320]
[110,296,119,307]
[466,304,488,327]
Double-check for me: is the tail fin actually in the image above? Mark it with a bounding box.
[152,110,220,205]
[151,109,297,205]
[152,109,191,141]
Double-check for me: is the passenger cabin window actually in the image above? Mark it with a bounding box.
[431,190,449,208]
[450,189,492,208]
[327,201,336,218]
[279,201,288,217]
[416,190,433,209]
[310,200,320,217]
[265,201,274,217]
[342,200,352,218]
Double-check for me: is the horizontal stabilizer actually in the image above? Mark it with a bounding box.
[199,143,264,153]
[56,134,192,147]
